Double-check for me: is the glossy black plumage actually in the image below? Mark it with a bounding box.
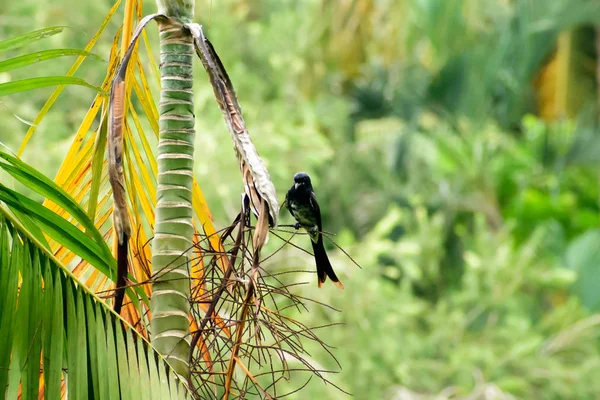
[285,172,343,289]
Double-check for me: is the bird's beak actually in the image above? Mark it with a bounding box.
[294,183,299,190]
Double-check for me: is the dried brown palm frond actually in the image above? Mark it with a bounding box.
[187,23,279,238]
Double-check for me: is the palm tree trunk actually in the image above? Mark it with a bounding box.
[150,0,195,378]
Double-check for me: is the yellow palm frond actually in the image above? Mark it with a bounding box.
[18,0,220,334]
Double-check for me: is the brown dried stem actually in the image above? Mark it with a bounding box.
[185,199,347,399]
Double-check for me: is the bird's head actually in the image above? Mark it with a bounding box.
[293,172,312,190]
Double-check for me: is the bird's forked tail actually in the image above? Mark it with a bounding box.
[311,236,344,289]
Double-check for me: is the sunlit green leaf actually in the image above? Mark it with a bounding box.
[0,26,65,53]
[0,76,104,97]
[0,184,115,277]
[0,49,101,73]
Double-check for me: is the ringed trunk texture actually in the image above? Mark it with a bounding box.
[150,10,195,377]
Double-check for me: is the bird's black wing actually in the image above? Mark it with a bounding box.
[285,189,295,218]
[309,191,322,232]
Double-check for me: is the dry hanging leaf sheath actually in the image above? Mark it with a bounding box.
[107,13,164,313]
[187,23,279,251]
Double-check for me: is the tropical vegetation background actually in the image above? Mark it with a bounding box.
[3,0,600,398]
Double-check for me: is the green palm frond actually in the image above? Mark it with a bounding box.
[0,149,150,311]
[0,213,190,399]
[0,27,104,97]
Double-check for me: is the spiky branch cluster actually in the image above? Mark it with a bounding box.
[187,203,344,399]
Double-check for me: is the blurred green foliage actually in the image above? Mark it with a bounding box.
[3,0,600,398]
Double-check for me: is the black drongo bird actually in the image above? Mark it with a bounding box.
[285,172,343,289]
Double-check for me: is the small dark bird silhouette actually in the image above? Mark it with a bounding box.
[285,172,343,289]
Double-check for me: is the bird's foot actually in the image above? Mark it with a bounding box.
[294,222,301,230]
